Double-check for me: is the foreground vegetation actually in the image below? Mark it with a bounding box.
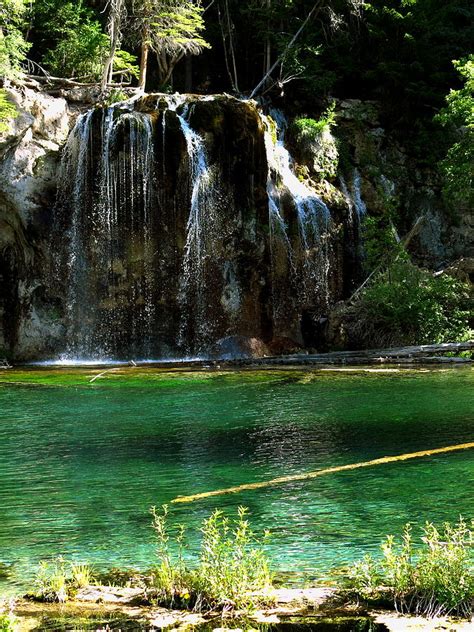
[346,518,474,618]
[32,506,273,613]
[24,511,474,622]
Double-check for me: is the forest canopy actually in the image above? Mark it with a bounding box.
[0,0,472,181]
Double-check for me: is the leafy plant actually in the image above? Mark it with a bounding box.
[351,259,472,347]
[104,88,129,106]
[293,101,337,142]
[150,505,273,612]
[34,558,95,602]
[0,600,16,632]
[345,518,474,618]
[151,505,190,605]
[436,55,474,211]
[34,558,69,603]
[194,506,272,611]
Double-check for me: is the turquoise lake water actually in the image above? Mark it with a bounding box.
[0,366,472,593]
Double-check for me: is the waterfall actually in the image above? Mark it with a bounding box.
[163,98,221,353]
[52,94,341,362]
[340,168,367,272]
[58,110,94,358]
[352,168,367,219]
[59,105,156,360]
[262,108,333,311]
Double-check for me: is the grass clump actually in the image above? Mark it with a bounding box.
[345,518,474,617]
[150,505,273,612]
[34,558,95,602]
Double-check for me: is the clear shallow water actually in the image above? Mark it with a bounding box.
[0,366,473,593]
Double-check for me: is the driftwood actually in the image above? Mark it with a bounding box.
[222,341,474,367]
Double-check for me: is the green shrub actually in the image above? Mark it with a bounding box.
[0,600,16,632]
[345,518,474,617]
[0,90,17,134]
[293,101,337,142]
[351,259,472,347]
[292,103,339,180]
[34,558,95,602]
[0,614,16,632]
[43,21,109,80]
[150,505,273,612]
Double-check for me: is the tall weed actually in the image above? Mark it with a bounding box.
[150,505,272,612]
[346,518,474,617]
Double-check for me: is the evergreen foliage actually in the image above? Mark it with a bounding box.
[128,0,210,88]
[3,0,471,130]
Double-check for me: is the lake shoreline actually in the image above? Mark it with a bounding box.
[5,341,473,370]
[8,585,474,631]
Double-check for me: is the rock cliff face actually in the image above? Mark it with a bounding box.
[0,88,471,361]
[0,87,72,359]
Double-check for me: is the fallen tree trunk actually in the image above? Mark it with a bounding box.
[228,341,474,367]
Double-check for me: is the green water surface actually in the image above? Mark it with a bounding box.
[0,366,473,593]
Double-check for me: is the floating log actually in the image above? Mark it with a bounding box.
[172,442,474,504]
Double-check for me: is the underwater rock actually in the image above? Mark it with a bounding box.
[213,335,270,359]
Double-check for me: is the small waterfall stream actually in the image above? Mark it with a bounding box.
[59,105,156,360]
[59,110,94,358]
[165,97,222,353]
[261,108,333,312]
[340,168,366,223]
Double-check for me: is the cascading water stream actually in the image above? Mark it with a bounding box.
[165,97,220,353]
[58,110,94,358]
[60,105,156,359]
[340,167,366,266]
[261,108,333,311]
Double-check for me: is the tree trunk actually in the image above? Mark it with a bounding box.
[264,0,271,76]
[138,41,149,91]
[100,0,125,93]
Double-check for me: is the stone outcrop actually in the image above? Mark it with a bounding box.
[0,87,73,359]
[0,87,471,362]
